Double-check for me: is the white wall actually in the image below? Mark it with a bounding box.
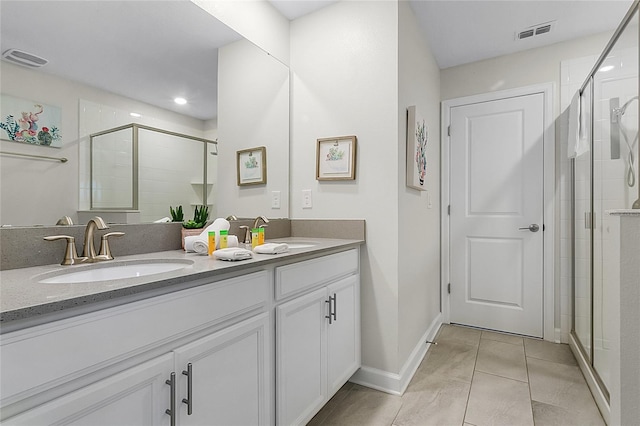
[290,0,401,373]
[217,38,290,218]
[397,0,441,370]
[0,62,207,226]
[191,0,290,65]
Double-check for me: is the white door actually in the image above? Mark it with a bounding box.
[449,93,544,337]
[4,353,174,426]
[174,313,270,426]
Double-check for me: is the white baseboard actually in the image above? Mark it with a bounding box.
[350,313,442,396]
[569,333,610,425]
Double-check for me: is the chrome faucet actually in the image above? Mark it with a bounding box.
[82,216,109,260]
[252,215,269,229]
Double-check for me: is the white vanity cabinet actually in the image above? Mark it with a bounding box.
[174,313,270,426]
[4,353,175,425]
[275,249,360,426]
[1,271,271,426]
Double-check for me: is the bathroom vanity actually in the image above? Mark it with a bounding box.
[0,238,362,425]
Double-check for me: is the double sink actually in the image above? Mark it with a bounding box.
[35,240,317,284]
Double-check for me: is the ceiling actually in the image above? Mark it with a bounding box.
[1,1,634,121]
[0,1,241,121]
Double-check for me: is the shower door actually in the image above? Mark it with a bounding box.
[573,79,593,362]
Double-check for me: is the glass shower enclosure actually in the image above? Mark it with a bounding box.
[571,1,639,404]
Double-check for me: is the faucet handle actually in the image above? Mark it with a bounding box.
[98,232,125,260]
[44,235,86,265]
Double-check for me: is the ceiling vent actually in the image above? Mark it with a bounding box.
[516,21,556,40]
[2,49,48,68]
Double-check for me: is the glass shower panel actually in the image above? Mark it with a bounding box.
[573,79,593,361]
[138,129,206,223]
[91,127,133,209]
[591,9,638,391]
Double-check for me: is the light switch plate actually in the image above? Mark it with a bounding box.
[271,191,281,209]
[302,189,312,209]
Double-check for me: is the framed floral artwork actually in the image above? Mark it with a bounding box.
[406,106,428,190]
[0,94,62,148]
[237,146,266,186]
[316,135,357,181]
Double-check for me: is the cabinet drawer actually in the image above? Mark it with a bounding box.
[275,249,358,300]
[1,271,269,406]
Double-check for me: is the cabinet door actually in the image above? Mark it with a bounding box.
[174,313,270,426]
[327,274,361,396]
[276,287,328,426]
[4,353,174,426]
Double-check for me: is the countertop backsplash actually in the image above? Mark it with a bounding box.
[0,219,365,270]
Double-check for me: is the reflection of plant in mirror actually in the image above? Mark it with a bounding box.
[183,205,209,229]
[170,205,184,222]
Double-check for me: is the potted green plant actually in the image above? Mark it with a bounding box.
[170,205,184,222]
[181,205,210,249]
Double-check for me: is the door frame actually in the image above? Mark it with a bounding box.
[440,83,556,341]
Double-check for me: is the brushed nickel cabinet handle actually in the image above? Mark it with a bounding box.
[332,293,337,322]
[325,299,333,324]
[182,363,193,415]
[165,372,176,426]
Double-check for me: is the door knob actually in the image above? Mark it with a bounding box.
[518,224,540,232]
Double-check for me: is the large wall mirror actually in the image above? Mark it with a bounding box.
[0,1,289,226]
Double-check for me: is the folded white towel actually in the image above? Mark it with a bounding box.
[253,243,289,255]
[213,247,253,261]
[568,91,589,158]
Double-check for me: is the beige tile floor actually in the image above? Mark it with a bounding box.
[308,324,605,426]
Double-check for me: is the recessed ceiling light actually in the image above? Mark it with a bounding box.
[130,112,141,118]
[599,65,615,72]
[174,97,187,105]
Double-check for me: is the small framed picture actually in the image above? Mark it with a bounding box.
[237,146,267,186]
[316,135,357,181]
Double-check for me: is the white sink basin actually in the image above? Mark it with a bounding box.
[37,259,195,284]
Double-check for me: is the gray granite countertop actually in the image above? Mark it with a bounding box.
[0,237,363,330]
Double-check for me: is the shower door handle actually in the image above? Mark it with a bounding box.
[518,224,539,232]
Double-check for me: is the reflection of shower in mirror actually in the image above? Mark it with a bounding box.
[611,95,638,187]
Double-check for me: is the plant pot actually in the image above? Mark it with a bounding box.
[181,227,203,250]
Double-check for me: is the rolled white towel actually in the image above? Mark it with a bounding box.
[253,243,289,255]
[154,217,171,223]
[192,237,209,254]
[184,235,203,252]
